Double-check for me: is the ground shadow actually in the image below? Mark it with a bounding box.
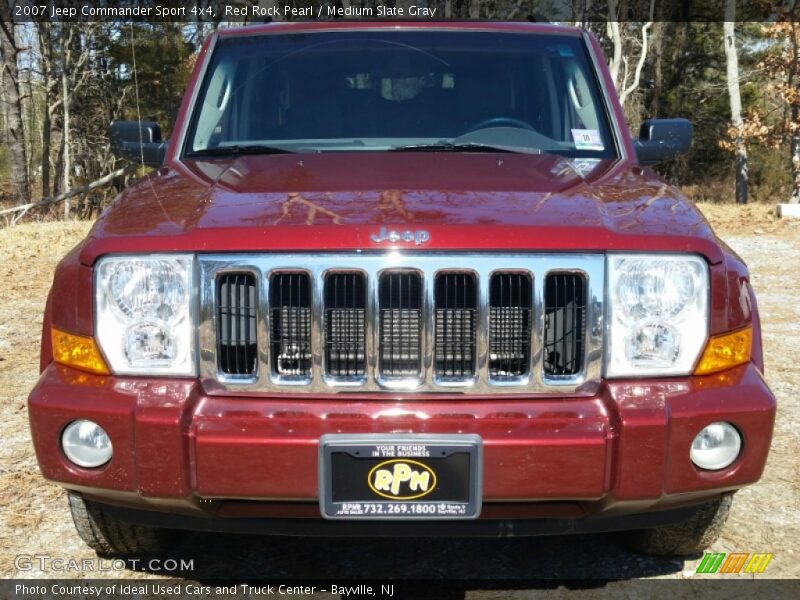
[133,531,685,596]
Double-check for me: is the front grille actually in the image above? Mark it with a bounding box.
[543,273,586,376]
[216,273,258,376]
[435,273,477,378]
[200,254,603,394]
[379,272,422,378]
[270,272,312,377]
[325,272,366,377]
[488,273,532,379]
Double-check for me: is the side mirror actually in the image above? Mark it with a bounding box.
[632,118,692,166]
[108,120,169,167]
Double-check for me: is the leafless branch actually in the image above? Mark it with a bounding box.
[0,165,132,219]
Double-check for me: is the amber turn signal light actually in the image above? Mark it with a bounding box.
[694,326,752,376]
[51,327,110,375]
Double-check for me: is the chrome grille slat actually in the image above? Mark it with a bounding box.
[544,272,587,377]
[270,272,312,380]
[378,271,423,378]
[435,272,477,380]
[488,272,532,380]
[216,273,258,376]
[325,272,366,377]
[198,254,605,395]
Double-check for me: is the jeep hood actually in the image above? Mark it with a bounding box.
[81,153,723,265]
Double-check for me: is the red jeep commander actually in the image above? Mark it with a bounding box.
[29,22,776,557]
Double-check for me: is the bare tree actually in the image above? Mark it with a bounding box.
[648,22,664,117]
[58,23,99,217]
[723,1,748,204]
[790,25,800,205]
[759,21,800,204]
[35,21,58,198]
[469,0,480,18]
[62,49,71,217]
[0,0,31,204]
[606,0,623,87]
[606,0,654,108]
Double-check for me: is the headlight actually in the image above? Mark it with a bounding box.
[606,254,708,377]
[95,255,195,375]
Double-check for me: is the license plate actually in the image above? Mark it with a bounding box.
[319,434,482,520]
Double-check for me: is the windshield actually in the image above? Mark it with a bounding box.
[185,30,616,158]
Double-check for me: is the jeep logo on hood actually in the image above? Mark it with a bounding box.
[370,227,430,246]
[368,459,437,500]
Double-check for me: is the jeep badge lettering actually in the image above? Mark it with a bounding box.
[370,227,430,246]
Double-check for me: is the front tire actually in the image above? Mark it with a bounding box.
[623,494,733,556]
[68,492,179,556]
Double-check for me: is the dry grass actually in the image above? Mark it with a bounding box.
[694,202,799,236]
[0,221,93,295]
[0,221,95,577]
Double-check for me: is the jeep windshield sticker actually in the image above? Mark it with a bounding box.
[571,129,604,151]
[570,158,602,176]
[557,45,575,57]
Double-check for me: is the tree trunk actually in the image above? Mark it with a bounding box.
[791,104,800,203]
[791,23,800,204]
[0,9,31,204]
[649,22,664,117]
[606,0,622,88]
[62,52,72,217]
[24,75,35,189]
[469,0,480,18]
[669,24,688,115]
[41,105,52,197]
[618,16,653,107]
[38,21,54,197]
[52,126,64,196]
[723,8,748,205]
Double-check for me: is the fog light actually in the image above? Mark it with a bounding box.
[61,420,113,468]
[690,422,741,470]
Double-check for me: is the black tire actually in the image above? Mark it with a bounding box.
[622,494,734,556]
[67,492,179,556]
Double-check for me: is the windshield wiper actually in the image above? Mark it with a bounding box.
[186,144,297,157]
[390,142,542,155]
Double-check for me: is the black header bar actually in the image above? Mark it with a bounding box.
[3,0,799,24]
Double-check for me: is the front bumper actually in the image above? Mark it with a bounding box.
[28,362,775,533]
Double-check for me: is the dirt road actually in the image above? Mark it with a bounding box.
[0,206,797,593]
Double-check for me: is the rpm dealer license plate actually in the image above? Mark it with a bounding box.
[319,434,482,520]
